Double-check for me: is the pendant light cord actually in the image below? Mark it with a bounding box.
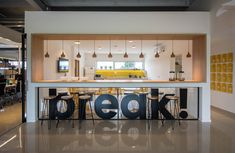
[47,39,48,52]
[94,40,96,52]
[188,40,190,52]
[110,38,112,53]
[141,39,142,53]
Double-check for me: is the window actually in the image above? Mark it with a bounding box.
[97,61,113,70]
[97,61,144,70]
[115,61,143,70]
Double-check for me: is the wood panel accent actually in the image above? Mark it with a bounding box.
[31,35,44,82]
[192,35,207,82]
[31,33,207,82]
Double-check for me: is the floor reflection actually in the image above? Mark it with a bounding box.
[1,109,235,153]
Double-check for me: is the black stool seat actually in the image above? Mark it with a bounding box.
[78,94,94,125]
[166,96,179,100]
[79,95,91,100]
[147,96,159,100]
[61,95,73,100]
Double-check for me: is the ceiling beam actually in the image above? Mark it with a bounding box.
[0,24,21,43]
[25,0,49,11]
[0,48,18,51]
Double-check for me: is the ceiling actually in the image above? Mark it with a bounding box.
[0,0,210,33]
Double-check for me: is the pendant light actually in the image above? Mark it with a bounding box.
[75,41,81,58]
[155,39,160,58]
[186,40,192,58]
[60,40,66,58]
[123,39,128,58]
[170,40,175,58]
[139,40,144,58]
[44,39,49,58]
[92,40,97,58]
[108,39,113,58]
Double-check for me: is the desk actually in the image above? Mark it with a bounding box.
[5,84,16,93]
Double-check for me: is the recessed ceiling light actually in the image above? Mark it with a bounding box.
[74,41,80,45]
[131,45,136,49]
[128,40,133,43]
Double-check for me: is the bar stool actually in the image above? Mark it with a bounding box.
[79,95,95,125]
[56,95,74,128]
[165,96,181,126]
[69,91,79,109]
[41,96,55,125]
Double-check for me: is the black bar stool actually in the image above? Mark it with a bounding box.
[56,95,75,128]
[79,95,95,125]
[41,96,55,125]
[147,95,164,126]
[165,96,181,126]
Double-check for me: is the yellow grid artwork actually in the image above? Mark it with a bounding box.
[211,52,233,93]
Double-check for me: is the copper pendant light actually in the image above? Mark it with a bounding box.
[108,39,113,58]
[60,40,66,58]
[155,52,160,58]
[44,40,50,58]
[139,40,144,58]
[123,39,128,58]
[61,52,66,58]
[75,41,81,58]
[92,52,97,58]
[76,52,81,58]
[108,52,113,58]
[155,39,160,58]
[124,52,128,58]
[171,40,175,58]
[171,52,175,58]
[139,52,144,58]
[186,40,192,58]
[92,40,97,58]
[45,52,49,58]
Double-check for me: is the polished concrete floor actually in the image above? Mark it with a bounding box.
[0,109,235,153]
[0,102,22,136]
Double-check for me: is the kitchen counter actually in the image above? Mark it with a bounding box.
[31,79,207,88]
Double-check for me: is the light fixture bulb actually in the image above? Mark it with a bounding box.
[74,41,80,45]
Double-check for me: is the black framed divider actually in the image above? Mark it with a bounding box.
[37,87,199,121]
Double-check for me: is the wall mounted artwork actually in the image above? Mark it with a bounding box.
[211,52,233,93]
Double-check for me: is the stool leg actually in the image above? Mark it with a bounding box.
[88,100,95,126]
[56,120,59,128]
[41,99,45,126]
[72,113,74,128]
[176,99,180,125]
[147,99,150,119]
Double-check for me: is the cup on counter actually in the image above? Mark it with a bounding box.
[169,71,176,81]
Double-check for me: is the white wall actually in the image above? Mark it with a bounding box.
[210,0,235,113]
[25,11,210,122]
